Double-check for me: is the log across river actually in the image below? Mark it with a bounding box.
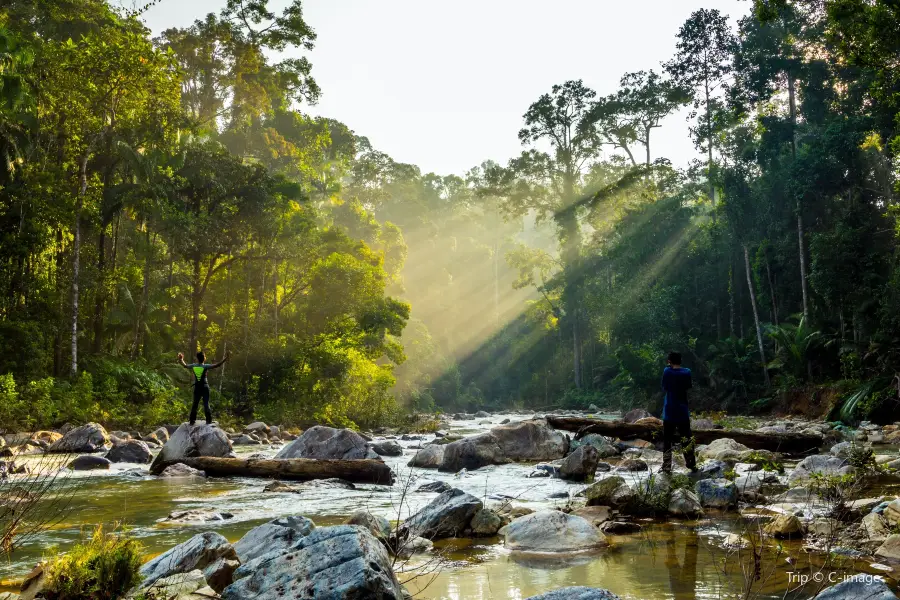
[545,416,823,455]
[150,456,396,485]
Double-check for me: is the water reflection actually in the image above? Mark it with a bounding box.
[665,524,698,600]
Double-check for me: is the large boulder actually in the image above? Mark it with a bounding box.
[222,526,404,600]
[813,576,899,600]
[668,489,703,518]
[245,422,270,436]
[140,532,239,593]
[370,440,403,457]
[470,508,505,537]
[699,438,750,461]
[439,433,509,471]
[149,423,233,474]
[582,476,632,508]
[407,445,444,468]
[571,434,619,458]
[490,419,569,461]
[787,455,855,485]
[105,440,152,464]
[623,409,651,423]
[68,455,111,471]
[694,479,738,509]
[399,488,482,540]
[560,446,600,482]
[501,510,607,553]
[764,514,803,538]
[876,534,900,564]
[275,426,377,460]
[526,589,621,600]
[234,516,316,564]
[48,423,109,453]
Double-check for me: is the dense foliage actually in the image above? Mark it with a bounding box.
[1,0,899,430]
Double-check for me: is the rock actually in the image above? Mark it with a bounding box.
[140,532,239,592]
[416,481,451,494]
[692,418,715,429]
[490,419,569,461]
[138,569,213,599]
[65,454,111,471]
[583,476,629,507]
[439,433,509,471]
[232,434,262,445]
[559,446,600,482]
[615,459,647,472]
[263,481,300,493]
[881,499,900,527]
[588,404,600,412]
[501,510,606,553]
[345,511,391,539]
[526,588,621,600]
[764,514,803,538]
[876,534,900,564]
[600,521,641,535]
[695,460,729,480]
[864,513,892,541]
[788,455,855,485]
[475,411,491,418]
[623,409,651,423]
[30,431,62,445]
[160,463,205,478]
[153,427,171,443]
[830,441,857,457]
[275,426,377,460]
[812,577,898,600]
[399,488,482,540]
[235,516,316,563]
[297,478,356,490]
[407,444,444,468]
[223,526,404,600]
[245,421,270,435]
[571,506,611,526]
[572,434,619,458]
[48,422,110,453]
[150,423,233,474]
[634,417,663,428]
[163,509,234,523]
[395,535,434,559]
[105,440,152,464]
[694,479,737,509]
[500,418,511,424]
[699,438,750,461]
[669,489,703,518]
[371,440,403,457]
[470,508,505,536]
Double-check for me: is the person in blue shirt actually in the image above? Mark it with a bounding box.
[178,350,230,426]
[660,351,697,473]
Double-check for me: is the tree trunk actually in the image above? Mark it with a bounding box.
[705,77,715,205]
[559,171,582,390]
[745,245,770,387]
[71,155,88,376]
[91,227,107,354]
[729,264,735,338]
[150,456,395,484]
[764,253,778,325]
[189,258,201,355]
[798,213,810,322]
[131,227,150,359]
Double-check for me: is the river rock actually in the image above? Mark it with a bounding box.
[600,521,641,534]
[571,506,610,526]
[615,459,648,472]
[105,440,152,464]
[232,434,262,445]
[583,476,629,507]
[501,510,606,553]
[695,460,729,480]
[223,526,404,600]
[371,440,403,457]
[787,455,854,485]
[475,411,491,418]
[345,511,391,539]
[395,535,434,559]
[668,489,703,517]
[876,534,900,563]
[560,446,600,482]
[764,514,803,538]
[623,409,651,423]
[48,422,110,453]
[153,427,170,443]
[163,509,234,523]
[245,421,270,435]
[490,419,569,461]
[140,532,240,592]
[470,508,505,536]
[416,480,451,493]
[634,416,663,428]
[864,513,892,541]
[263,481,300,493]
[881,499,900,527]
[699,438,749,461]
[160,463,205,477]
[694,479,737,509]
[399,488,482,540]
[150,423,233,474]
[408,444,444,468]
[66,455,111,471]
[275,426,377,460]
[138,569,216,599]
[439,433,509,471]
[812,577,898,600]
[526,588,621,600]
[297,478,356,490]
[692,418,715,430]
[30,431,62,445]
[572,434,619,458]
[235,516,316,563]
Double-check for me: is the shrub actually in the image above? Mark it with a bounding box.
[42,526,143,600]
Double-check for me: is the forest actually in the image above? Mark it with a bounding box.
[0,0,898,432]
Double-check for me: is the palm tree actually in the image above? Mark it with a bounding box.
[766,316,823,382]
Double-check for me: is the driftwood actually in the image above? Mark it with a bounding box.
[152,457,395,485]
[545,416,823,455]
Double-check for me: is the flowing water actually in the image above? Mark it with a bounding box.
[0,414,896,599]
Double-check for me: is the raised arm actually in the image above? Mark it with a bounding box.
[177,352,189,368]
[207,350,231,370]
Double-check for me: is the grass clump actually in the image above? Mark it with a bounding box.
[42,526,143,600]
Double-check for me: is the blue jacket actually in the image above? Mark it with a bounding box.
[661,366,692,422]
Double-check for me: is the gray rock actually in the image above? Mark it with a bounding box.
[105,440,152,464]
[163,509,234,523]
[501,510,606,553]
[582,476,629,507]
[439,432,509,471]
[812,577,898,600]
[371,440,403,457]
[275,426,377,460]
[245,421,270,435]
[695,460,729,480]
[48,422,110,453]
[140,532,239,592]
[138,569,211,599]
[699,438,750,461]
[150,423,233,474]
[615,459,648,472]
[788,455,855,485]
[416,481,451,493]
[694,479,738,509]
[235,516,316,563]
[159,463,205,477]
[490,419,569,461]
[571,434,619,458]
[223,526,404,600]
[345,511,391,539]
[232,434,262,445]
[691,418,715,430]
[669,488,703,517]
[297,478,356,490]
[153,427,171,443]
[475,411,491,418]
[67,455,111,471]
[623,409,651,423]
[399,488,482,540]
[526,588,621,600]
[470,508,505,536]
[559,445,600,482]
[407,444,444,468]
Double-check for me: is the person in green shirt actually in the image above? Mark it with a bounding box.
[177,350,230,426]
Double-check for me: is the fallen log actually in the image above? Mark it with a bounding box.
[545,416,823,455]
[151,456,395,485]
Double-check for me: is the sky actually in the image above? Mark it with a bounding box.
[140,0,751,177]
